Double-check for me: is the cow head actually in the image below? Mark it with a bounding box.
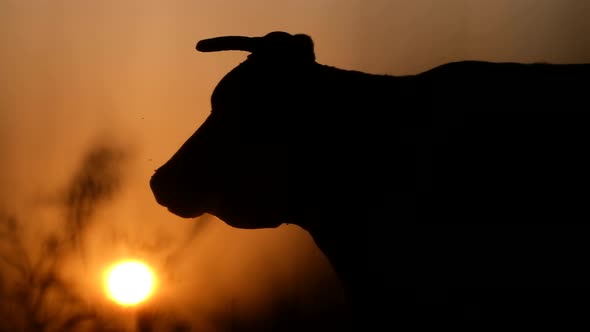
[150,31,317,229]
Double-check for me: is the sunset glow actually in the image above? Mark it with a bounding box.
[2,0,589,330]
[105,260,155,306]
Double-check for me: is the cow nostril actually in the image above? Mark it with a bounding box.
[150,170,173,205]
[149,170,161,191]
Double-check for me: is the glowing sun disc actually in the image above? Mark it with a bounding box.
[105,260,155,306]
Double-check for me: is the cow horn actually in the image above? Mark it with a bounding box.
[196,32,314,62]
[196,36,259,53]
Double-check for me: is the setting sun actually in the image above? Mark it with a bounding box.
[105,260,155,306]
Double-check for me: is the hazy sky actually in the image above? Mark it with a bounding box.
[1,0,589,329]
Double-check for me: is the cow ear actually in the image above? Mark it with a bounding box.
[292,34,315,62]
[251,31,315,64]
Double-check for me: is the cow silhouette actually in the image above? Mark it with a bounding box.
[151,31,590,330]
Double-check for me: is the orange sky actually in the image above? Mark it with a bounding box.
[1,0,589,329]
